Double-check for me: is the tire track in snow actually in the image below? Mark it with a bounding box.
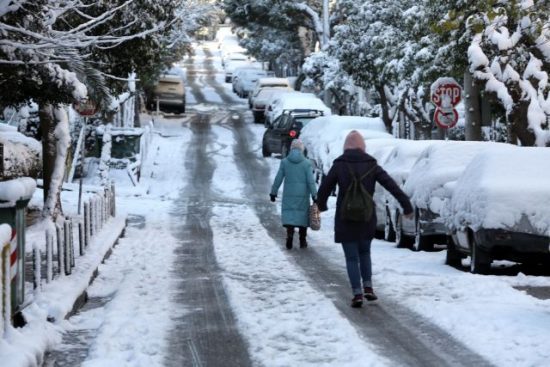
[164,112,253,367]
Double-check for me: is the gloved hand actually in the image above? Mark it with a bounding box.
[312,197,317,204]
[270,194,276,202]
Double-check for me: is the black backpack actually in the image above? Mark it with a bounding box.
[341,164,376,222]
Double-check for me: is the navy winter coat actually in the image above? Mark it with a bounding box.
[271,149,317,227]
[317,149,413,243]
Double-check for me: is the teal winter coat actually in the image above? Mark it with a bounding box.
[271,149,317,227]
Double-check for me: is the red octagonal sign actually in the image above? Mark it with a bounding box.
[430,78,462,108]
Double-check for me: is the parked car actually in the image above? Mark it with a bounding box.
[262,109,325,157]
[224,59,255,83]
[397,141,513,251]
[148,68,186,113]
[232,68,269,98]
[264,92,331,126]
[443,147,550,274]
[376,140,446,242]
[251,88,287,123]
[300,115,390,178]
[248,78,292,108]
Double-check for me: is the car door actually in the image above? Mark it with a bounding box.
[268,116,287,153]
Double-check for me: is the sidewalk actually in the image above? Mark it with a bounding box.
[0,184,127,367]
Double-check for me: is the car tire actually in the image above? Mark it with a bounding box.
[470,232,491,274]
[384,207,396,242]
[445,236,462,267]
[395,212,414,249]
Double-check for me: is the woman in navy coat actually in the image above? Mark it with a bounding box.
[270,139,317,249]
[317,130,413,307]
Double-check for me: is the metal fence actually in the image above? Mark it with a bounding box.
[32,184,116,293]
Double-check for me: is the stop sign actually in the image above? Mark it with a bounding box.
[430,78,462,107]
[434,107,458,129]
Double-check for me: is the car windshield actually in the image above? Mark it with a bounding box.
[294,116,315,127]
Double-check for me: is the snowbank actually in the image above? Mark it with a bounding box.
[448,147,550,235]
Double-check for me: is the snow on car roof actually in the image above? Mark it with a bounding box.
[403,141,514,209]
[305,115,387,133]
[448,147,550,235]
[301,115,392,175]
[257,77,290,86]
[383,140,447,185]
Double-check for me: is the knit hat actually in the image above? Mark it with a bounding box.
[290,139,305,152]
[343,130,366,152]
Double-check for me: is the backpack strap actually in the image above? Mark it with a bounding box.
[346,163,376,180]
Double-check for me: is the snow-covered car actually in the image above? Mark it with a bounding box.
[224,60,255,83]
[251,88,287,123]
[398,141,514,251]
[262,109,324,158]
[377,140,446,242]
[232,68,269,98]
[444,147,550,274]
[264,92,331,126]
[365,139,407,239]
[248,78,292,108]
[300,115,390,178]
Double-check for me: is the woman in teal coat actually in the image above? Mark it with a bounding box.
[270,139,317,249]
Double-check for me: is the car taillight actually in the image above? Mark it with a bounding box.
[289,130,297,138]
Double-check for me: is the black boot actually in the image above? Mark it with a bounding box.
[286,227,294,249]
[299,227,307,248]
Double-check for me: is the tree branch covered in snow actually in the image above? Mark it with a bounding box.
[463,0,550,146]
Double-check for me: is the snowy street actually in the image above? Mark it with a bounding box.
[39,42,550,367]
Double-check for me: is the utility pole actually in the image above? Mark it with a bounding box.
[322,0,329,48]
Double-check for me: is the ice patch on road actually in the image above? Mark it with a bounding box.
[211,204,390,367]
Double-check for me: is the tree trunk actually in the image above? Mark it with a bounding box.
[507,82,535,146]
[39,104,68,219]
[464,71,483,141]
[39,104,55,204]
[376,84,392,132]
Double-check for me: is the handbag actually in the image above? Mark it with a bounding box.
[309,203,321,231]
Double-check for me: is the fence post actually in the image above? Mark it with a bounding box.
[78,221,84,256]
[46,230,53,283]
[68,218,75,268]
[84,201,90,245]
[33,246,41,291]
[63,220,71,275]
[111,182,116,217]
[89,199,94,239]
[56,225,64,277]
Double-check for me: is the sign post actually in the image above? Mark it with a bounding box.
[430,78,462,130]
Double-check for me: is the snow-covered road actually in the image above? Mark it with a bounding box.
[44,40,550,367]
